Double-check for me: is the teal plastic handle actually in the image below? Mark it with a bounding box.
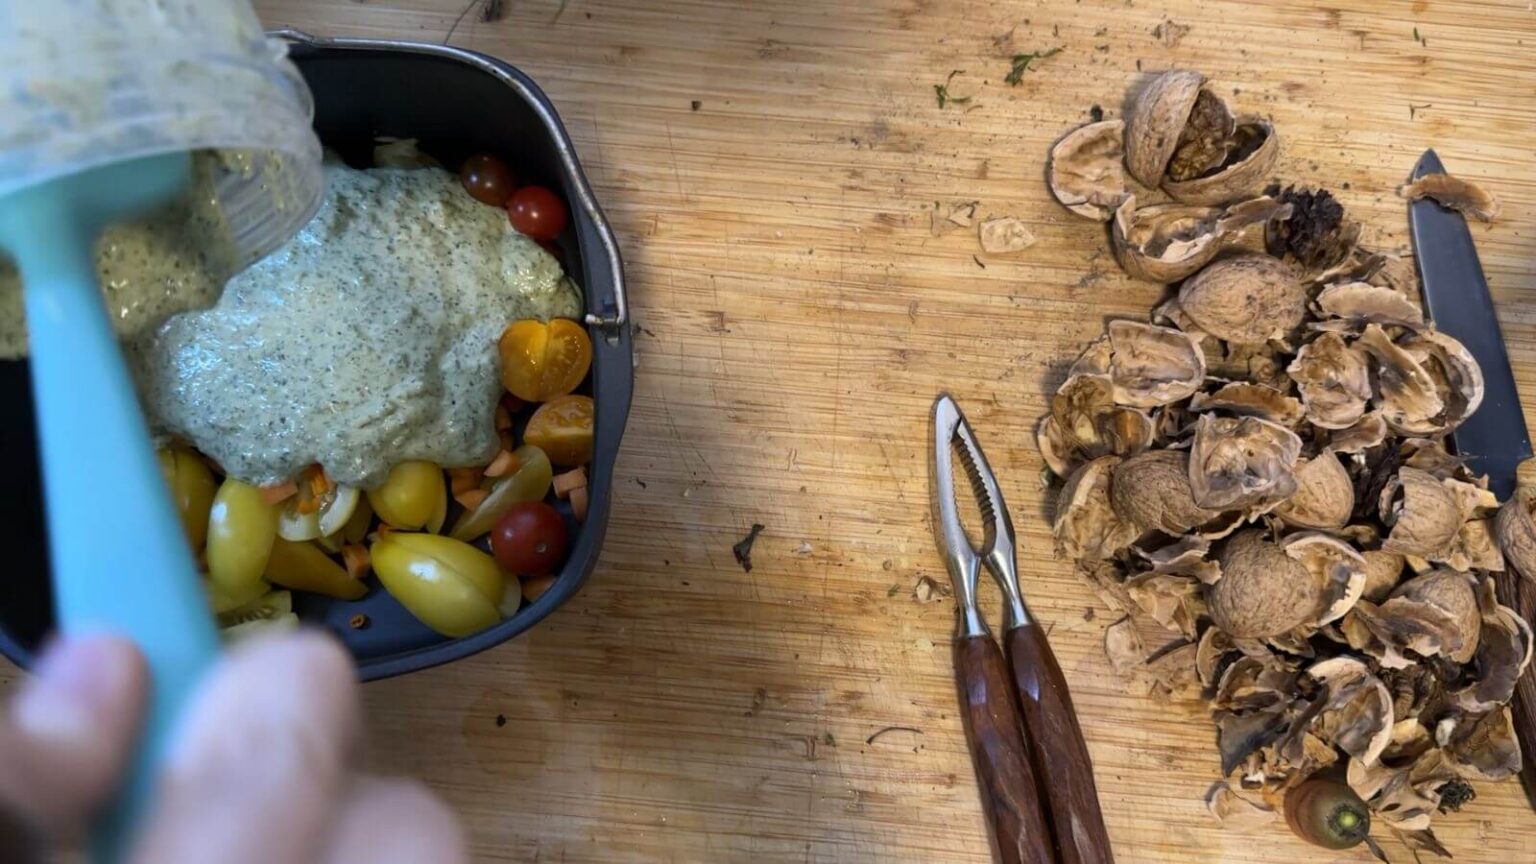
[0,154,220,862]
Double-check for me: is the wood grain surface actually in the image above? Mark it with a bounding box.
[4,0,1536,861]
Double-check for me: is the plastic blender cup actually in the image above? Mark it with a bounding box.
[0,2,323,858]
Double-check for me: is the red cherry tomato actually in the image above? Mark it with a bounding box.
[460,153,517,206]
[490,502,569,576]
[507,186,569,242]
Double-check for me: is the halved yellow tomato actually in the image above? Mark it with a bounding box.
[264,539,367,600]
[206,478,279,603]
[448,445,553,541]
[158,448,217,550]
[522,395,594,467]
[498,318,592,403]
[278,467,360,542]
[371,533,506,637]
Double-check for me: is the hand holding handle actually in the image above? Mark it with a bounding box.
[1006,624,1114,864]
[954,634,1057,864]
[0,155,221,862]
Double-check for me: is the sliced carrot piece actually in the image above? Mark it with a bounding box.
[304,464,333,497]
[552,466,588,499]
[484,449,520,478]
[447,467,482,497]
[455,487,490,511]
[260,480,298,506]
[341,544,371,580]
[494,404,513,431]
[304,464,331,491]
[569,485,589,522]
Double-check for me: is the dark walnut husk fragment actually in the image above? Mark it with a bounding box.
[1265,185,1359,274]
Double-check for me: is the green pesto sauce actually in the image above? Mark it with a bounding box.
[131,163,581,488]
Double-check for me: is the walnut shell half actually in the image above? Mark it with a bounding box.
[1400,328,1485,435]
[1112,195,1289,284]
[1288,331,1372,430]
[1313,282,1425,328]
[1055,455,1142,562]
[1111,197,1224,283]
[1495,486,1536,584]
[1163,116,1279,206]
[1177,254,1305,345]
[1188,413,1301,511]
[1103,320,1207,408]
[1381,467,1467,558]
[1274,449,1354,530]
[1039,372,1156,477]
[1284,532,1368,626]
[1125,70,1206,186]
[1389,569,1481,663]
[1048,120,1127,221]
[1357,323,1445,435]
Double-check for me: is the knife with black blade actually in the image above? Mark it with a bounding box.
[1410,148,1536,809]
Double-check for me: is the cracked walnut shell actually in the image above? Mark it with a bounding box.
[1048,120,1127,221]
[1125,70,1206,186]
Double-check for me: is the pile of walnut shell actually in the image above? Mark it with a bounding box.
[1043,70,1534,857]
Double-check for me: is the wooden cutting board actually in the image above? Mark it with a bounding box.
[7,0,1536,861]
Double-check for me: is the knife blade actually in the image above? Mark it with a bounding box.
[1410,149,1533,500]
[1409,148,1536,810]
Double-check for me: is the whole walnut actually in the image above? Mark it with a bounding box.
[1208,529,1323,639]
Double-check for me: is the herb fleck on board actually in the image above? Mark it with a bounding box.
[1004,47,1061,86]
[934,69,973,108]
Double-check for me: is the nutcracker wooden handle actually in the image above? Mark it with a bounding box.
[953,634,1058,864]
[1006,624,1115,864]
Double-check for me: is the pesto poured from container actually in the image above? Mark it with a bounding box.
[134,162,581,488]
[0,160,580,488]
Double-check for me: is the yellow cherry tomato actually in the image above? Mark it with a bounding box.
[498,318,592,403]
[158,448,216,550]
[264,539,367,600]
[371,532,506,637]
[206,478,279,603]
[367,461,446,530]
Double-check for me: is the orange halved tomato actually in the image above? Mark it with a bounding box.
[498,318,592,403]
[522,394,595,467]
